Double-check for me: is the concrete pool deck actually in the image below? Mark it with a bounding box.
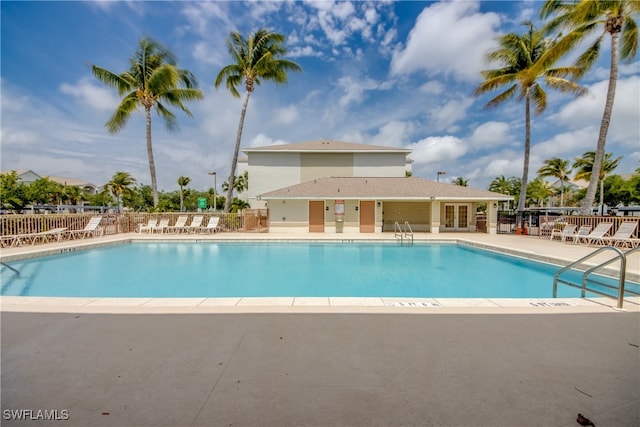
[1,232,639,426]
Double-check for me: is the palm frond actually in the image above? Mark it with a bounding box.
[530,84,547,114]
[575,35,604,70]
[621,16,639,61]
[545,75,589,96]
[105,92,139,134]
[484,84,518,108]
[155,102,178,132]
[91,66,132,95]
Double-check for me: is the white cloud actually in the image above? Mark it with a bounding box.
[370,121,415,147]
[247,133,289,148]
[553,76,640,146]
[273,105,300,126]
[406,136,467,165]
[390,1,501,81]
[60,78,121,112]
[429,97,474,132]
[337,76,379,107]
[467,121,514,150]
[419,81,445,95]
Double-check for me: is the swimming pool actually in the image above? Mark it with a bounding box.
[0,242,629,298]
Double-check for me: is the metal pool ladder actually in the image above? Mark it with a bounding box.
[394,221,414,246]
[1,261,20,275]
[553,246,640,309]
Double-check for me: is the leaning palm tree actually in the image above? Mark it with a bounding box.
[92,38,203,207]
[537,157,573,206]
[474,22,587,227]
[106,171,137,213]
[540,0,639,214]
[177,176,191,212]
[573,151,621,214]
[215,29,301,212]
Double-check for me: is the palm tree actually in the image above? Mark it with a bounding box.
[106,171,137,213]
[537,157,573,206]
[453,177,469,186]
[177,176,191,212]
[526,177,555,207]
[573,151,621,214]
[489,175,520,210]
[540,0,639,214]
[474,22,586,226]
[215,29,301,212]
[92,38,203,207]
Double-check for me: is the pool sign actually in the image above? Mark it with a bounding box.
[197,197,207,209]
[334,200,345,215]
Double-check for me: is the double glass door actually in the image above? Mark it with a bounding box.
[443,204,470,231]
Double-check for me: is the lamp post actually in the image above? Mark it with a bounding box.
[208,171,217,212]
[437,171,447,182]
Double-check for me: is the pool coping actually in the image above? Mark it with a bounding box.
[1,233,638,314]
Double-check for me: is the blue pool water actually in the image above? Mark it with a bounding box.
[0,242,631,298]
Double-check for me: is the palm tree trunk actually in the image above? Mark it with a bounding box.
[146,107,159,207]
[560,177,564,207]
[580,31,619,215]
[517,91,531,231]
[224,91,251,212]
[180,186,184,212]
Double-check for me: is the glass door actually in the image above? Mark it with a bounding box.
[443,204,470,231]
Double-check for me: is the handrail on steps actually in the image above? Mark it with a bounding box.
[394,221,414,245]
[553,246,636,309]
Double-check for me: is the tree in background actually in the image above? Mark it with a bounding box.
[215,29,301,212]
[453,177,469,186]
[526,177,555,207]
[540,0,639,214]
[105,172,137,213]
[474,21,586,227]
[489,175,520,210]
[537,157,573,206]
[573,151,621,213]
[177,176,191,212]
[92,37,203,207]
[0,171,27,211]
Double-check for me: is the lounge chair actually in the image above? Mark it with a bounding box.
[184,215,204,233]
[152,218,170,234]
[570,225,592,244]
[550,224,577,242]
[66,216,103,240]
[578,222,613,245]
[9,227,68,246]
[200,216,221,233]
[604,222,638,248]
[137,219,157,233]
[166,215,188,234]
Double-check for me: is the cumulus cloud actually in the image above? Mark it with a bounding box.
[406,136,467,165]
[60,78,121,112]
[273,105,300,126]
[467,121,514,150]
[390,1,501,81]
[369,121,415,147]
[429,97,474,132]
[247,133,289,148]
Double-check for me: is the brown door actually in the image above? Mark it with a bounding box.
[309,201,325,232]
[359,201,375,233]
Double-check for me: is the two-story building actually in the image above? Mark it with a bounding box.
[240,140,511,234]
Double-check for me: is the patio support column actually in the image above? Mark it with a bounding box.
[487,200,498,234]
[430,200,440,233]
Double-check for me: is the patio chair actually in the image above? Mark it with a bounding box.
[570,225,592,244]
[137,219,157,233]
[165,215,188,234]
[550,224,577,242]
[152,218,170,234]
[577,222,613,245]
[200,216,221,233]
[66,216,103,240]
[184,215,204,233]
[604,222,638,248]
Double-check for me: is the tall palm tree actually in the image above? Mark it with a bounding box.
[215,29,301,212]
[537,157,573,206]
[106,171,136,212]
[573,151,621,214]
[177,176,191,212]
[92,38,203,207]
[540,0,639,214]
[452,177,469,186]
[526,177,555,207]
[474,22,586,224]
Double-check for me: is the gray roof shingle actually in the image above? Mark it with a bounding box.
[259,177,512,200]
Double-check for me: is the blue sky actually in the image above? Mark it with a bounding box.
[1,0,638,193]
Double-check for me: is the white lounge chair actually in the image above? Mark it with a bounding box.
[604,222,638,248]
[578,222,613,245]
[184,215,204,233]
[67,216,103,240]
[166,215,188,234]
[550,224,577,242]
[137,219,157,233]
[570,225,592,244]
[10,227,68,246]
[152,218,170,234]
[201,216,221,233]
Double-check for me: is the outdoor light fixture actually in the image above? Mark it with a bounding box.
[437,171,447,182]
